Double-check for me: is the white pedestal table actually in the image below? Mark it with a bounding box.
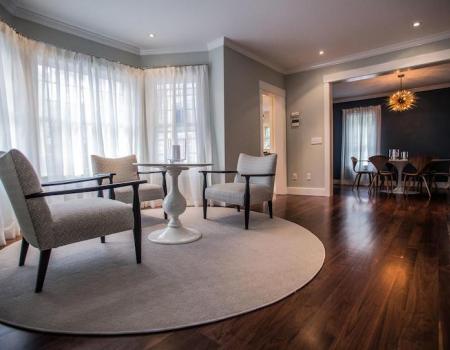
[134,162,212,244]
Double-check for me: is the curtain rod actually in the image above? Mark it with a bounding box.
[0,18,208,72]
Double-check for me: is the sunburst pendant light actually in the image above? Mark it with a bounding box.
[387,74,416,112]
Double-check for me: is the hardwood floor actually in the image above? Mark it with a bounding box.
[1,186,448,350]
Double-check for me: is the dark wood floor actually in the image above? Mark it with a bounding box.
[1,186,449,350]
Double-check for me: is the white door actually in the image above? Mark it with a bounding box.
[259,82,287,195]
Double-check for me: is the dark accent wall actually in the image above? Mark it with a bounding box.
[333,87,450,179]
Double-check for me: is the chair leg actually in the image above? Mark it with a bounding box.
[268,200,273,218]
[356,173,362,190]
[203,198,207,219]
[35,249,51,293]
[132,184,142,264]
[236,205,240,212]
[244,203,250,230]
[19,238,29,266]
[352,173,359,190]
[421,175,431,199]
[100,236,105,243]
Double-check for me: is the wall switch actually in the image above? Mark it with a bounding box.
[292,173,298,181]
[311,137,322,145]
[306,172,311,180]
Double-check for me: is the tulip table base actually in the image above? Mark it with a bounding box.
[148,226,202,245]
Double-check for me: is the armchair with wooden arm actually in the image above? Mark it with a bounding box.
[0,149,146,293]
[200,153,277,229]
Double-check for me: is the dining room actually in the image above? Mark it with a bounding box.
[332,61,450,198]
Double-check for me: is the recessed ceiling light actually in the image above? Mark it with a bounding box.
[149,33,155,38]
[413,21,421,27]
[319,50,325,55]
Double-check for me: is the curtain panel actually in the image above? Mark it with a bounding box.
[341,105,381,185]
[0,21,211,245]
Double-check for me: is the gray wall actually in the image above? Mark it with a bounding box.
[208,46,225,177]
[223,46,285,171]
[285,38,450,189]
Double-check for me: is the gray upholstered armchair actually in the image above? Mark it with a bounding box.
[200,153,277,229]
[0,149,145,293]
[91,155,167,225]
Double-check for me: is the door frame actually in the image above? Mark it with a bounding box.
[259,80,287,195]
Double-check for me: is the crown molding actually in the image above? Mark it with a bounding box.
[287,30,450,75]
[140,45,207,56]
[8,2,141,54]
[0,0,16,14]
[207,36,285,73]
[333,82,450,103]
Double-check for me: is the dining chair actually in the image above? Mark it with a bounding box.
[200,153,276,230]
[427,160,450,192]
[351,156,372,190]
[368,155,394,194]
[0,149,145,293]
[403,155,433,199]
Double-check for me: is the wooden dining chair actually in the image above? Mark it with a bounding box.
[351,156,373,190]
[403,155,433,199]
[368,155,394,194]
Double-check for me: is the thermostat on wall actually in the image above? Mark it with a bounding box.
[290,112,300,128]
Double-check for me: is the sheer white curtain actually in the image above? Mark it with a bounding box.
[144,66,212,205]
[0,21,145,245]
[341,105,381,184]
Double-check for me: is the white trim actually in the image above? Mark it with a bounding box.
[259,81,288,195]
[323,49,450,83]
[13,5,141,54]
[333,82,450,103]
[323,83,333,197]
[221,37,285,73]
[259,80,286,97]
[287,187,328,196]
[140,46,207,56]
[287,30,450,74]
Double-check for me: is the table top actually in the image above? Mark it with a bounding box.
[134,162,213,168]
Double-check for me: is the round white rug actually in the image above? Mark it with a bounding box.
[0,207,325,335]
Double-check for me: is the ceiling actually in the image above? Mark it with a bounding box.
[5,0,450,72]
[333,61,450,100]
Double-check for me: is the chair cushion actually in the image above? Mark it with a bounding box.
[48,198,134,249]
[115,183,164,204]
[91,154,139,183]
[205,183,273,206]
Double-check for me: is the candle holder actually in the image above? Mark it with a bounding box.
[167,140,186,163]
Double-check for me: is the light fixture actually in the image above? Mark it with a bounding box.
[149,33,155,38]
[319,50,324,55]
[413,21,421,27]
[387,74,416,112]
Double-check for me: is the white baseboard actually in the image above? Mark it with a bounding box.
[287,187,328,196]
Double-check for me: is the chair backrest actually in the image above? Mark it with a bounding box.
[369,155,389,172]
[91,154,139,183]
[234,153,277,188]
[0,149,52,248]
[408,155,433,174]
[351,157,358,172]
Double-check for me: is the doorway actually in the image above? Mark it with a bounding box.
[259,81,287,195]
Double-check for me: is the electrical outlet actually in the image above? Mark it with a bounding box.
[292,173,298,181]
[306,172,311,180]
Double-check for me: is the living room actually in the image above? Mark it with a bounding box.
[0,1,449,349]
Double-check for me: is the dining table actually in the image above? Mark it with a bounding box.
[363,157,450,195]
